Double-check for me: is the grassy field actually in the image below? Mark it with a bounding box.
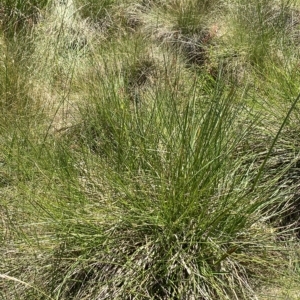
[1,0,300,299]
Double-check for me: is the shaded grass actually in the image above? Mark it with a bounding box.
[0,0,49,39]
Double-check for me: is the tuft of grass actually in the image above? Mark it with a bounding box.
[1,0,300,299]
[0,0,49,38]
[74,0,116,21]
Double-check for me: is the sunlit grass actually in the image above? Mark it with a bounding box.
[1,0,300,299]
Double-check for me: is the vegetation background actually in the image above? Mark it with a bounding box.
[1,0,300,299]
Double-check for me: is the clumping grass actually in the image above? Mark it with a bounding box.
[1,0,300,299]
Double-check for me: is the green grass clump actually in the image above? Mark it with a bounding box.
[74,0,117,21]
[1,0,300,299]
[0,0,49,38]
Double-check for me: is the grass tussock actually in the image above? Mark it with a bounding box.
[1,0,300,299]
